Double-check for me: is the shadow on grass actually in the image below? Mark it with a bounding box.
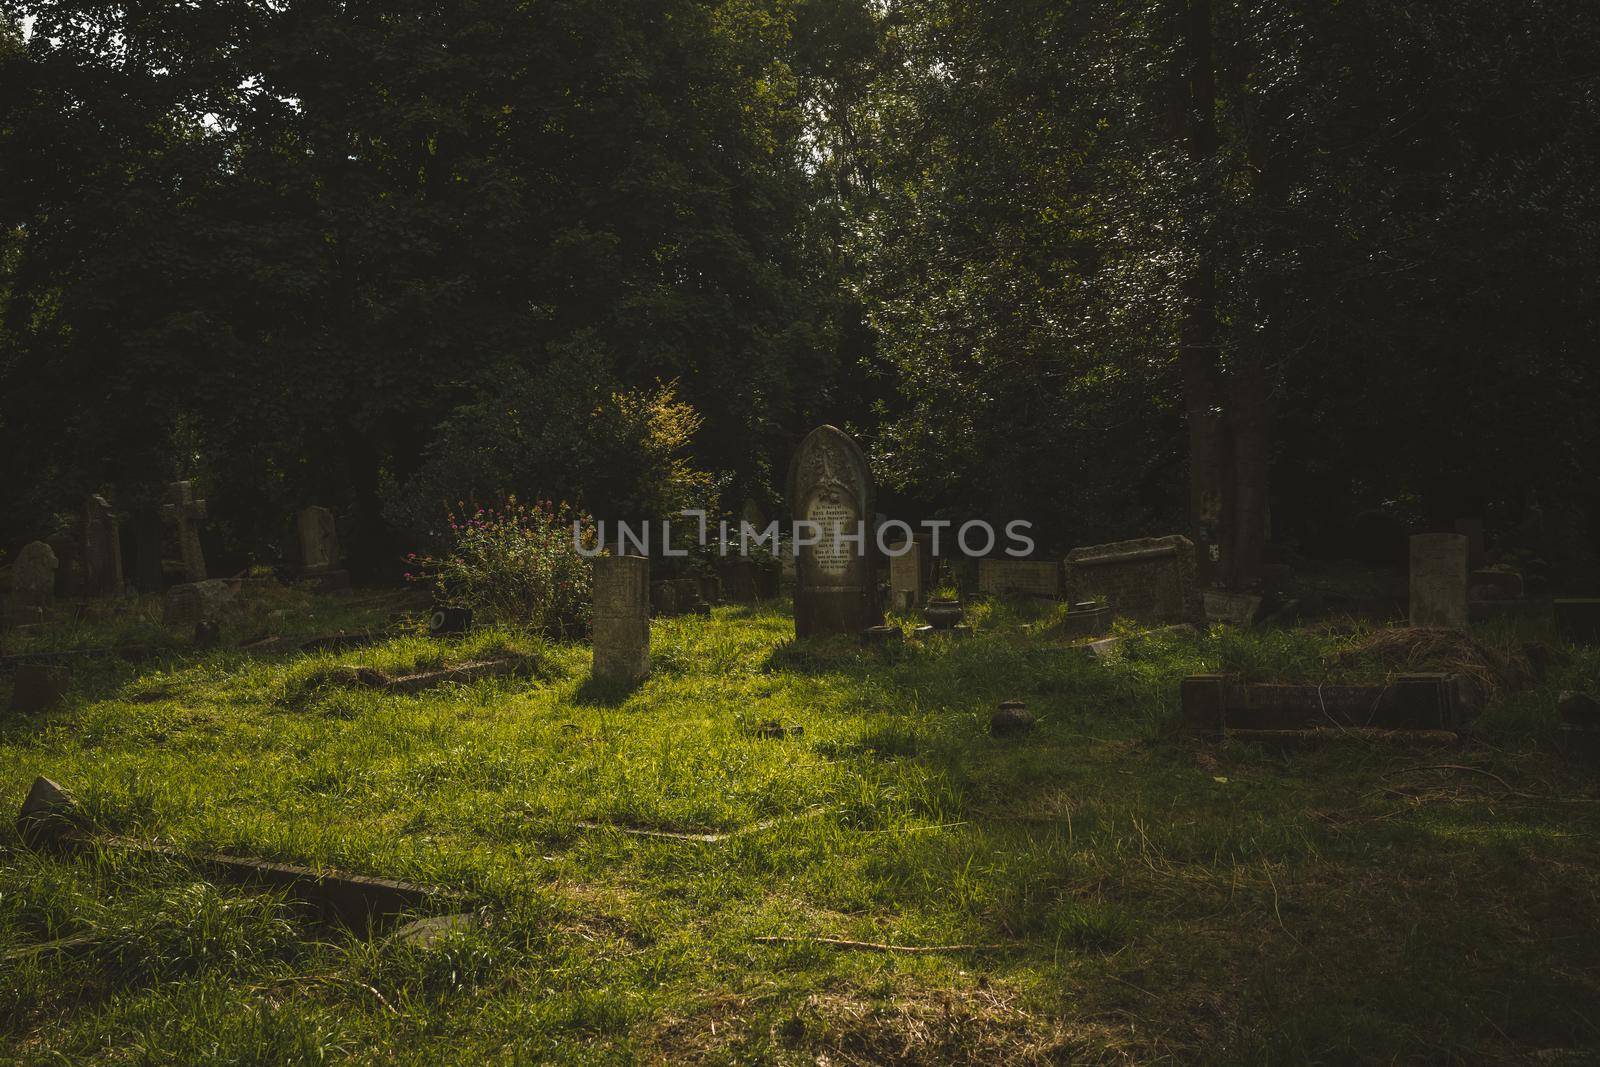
[571,673,644,707]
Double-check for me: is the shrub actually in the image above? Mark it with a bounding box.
[406,497,596,635]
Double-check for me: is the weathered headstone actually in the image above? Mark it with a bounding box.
[889,541,925,613]
[297,506,351,592]
[1408,533,1468,629]
[592,555,650,684]
[162,578,235,627]
[80,495,124,597]
[162,481,208,583]
[977,559,1062,599]
[1203,590,1263,626]
[1554,599,1600,645]
[717,558,760,603]
[9,541,57,624]
[788,426,880,638]
[1066,535,1200,624]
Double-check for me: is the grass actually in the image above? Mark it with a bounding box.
[2,587,1598,1064]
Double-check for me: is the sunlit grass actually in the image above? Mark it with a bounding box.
[2,592,1598,1063]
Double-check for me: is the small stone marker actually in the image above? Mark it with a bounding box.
[1467,569,1523,602]
[716,558,760,603]
[80,495,124,597]
[1066,535,1200,624]
[593,555,650,684]
[17,776,87,850]
[989,700,1035,737]
[1408,533,1469,629]
[1203,590,1262,626]
[9,541,57,624]
[1055,601,1111,638]
[977,559,1062,599]
[298,506,351,592]
[162,481,208,583]
[788,425,880,638]
[162,578,235,627]
[889,541,924,613]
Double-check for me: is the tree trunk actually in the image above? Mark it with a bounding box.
[1177,0,1225,585]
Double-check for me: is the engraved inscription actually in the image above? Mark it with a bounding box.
[806,497,859,580]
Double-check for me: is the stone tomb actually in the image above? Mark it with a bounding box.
[788,425,880,638]
[593,555,650,685]
[1065,535,1200,624]
[977,559,1062,599]
[9,541,57,625]
[1182,672,1469,736]
[1408,533,1468,629]
[297,506,351,592]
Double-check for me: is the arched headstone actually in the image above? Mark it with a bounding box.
[787,425,880,638]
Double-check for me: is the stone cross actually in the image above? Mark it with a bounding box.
[80,495,124,597]
[592,555,650,684]
[788,425,881,638]
[162,481,208,583]
[10,541,57,624]
[1409,533,1468,628]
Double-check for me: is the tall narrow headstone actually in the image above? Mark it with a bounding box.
[162,481,208,583]
[788,425,880,638]
[10,541,57,624]
[298,506,351,592]
[1409,533,1469,629]
[592,555,650,684]
[80,495,124,597]
[889,540,924,613]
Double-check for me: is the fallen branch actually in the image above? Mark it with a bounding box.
[752,935,1007,954]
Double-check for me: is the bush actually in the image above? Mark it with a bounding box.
[406,497,596,635]
[383,331,717,544]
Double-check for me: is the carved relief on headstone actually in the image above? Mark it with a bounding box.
[80,495,124,597]
[162,481,208,583]
[787,425,880,638]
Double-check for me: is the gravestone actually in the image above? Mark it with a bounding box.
[162,578,235,627]
[1066,535,1200,624]
[889,541,925,613]
[10,541,57,624]
[787,425,880,638]
[592,555,650,684]
[716,558,760,603]
[977,559,1062,599]
[1203,590,1262,626]
[297,506,351,592]
[162,481,208,583]
[80,495,124,597]
[1409,533,1469,629]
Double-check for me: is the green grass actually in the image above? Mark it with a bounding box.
[2,591,1599,1064]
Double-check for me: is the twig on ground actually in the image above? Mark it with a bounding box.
[752,935,1007,954]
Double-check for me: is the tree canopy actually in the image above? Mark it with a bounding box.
[4,0,1598,581]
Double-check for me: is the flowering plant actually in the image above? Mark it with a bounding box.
[405,497,596,635]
